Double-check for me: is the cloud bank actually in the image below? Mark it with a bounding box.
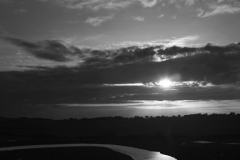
[2,36,240,85]
[1,37,240,110]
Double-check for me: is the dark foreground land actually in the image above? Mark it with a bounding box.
[0,114,240,160]
[0,147,133,160]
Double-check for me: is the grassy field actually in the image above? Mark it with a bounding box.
[1,115,240,160]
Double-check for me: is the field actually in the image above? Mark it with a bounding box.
[1,114,240,160]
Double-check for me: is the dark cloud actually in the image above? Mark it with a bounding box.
[3,37,83,62]
[157,45,197,56]
[1,42,240,109]
[59,42,240,84]
[80,46,159,68]
[2,36,240,85]
[113,46,156,63]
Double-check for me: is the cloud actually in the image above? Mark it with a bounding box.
[198,4,240,18]
[17,42,240,85]
[165,35,199,47]
[85,15,114,27]
[38,0,161,11]
[2,37,83,62]
[184,0,196,6]
[133,16,145,21]
[157,14,164,18]
[36,0,240,14]
[196,8,204,17]
[2,35,240,85]
[87,42,239,85]
[138,0,159,8]
[104,35,199,49]
[2,35,199,63]
[91,1,134,10]
[113,43,239,85]
[160,0,197,8]
[1,40,240,111]
[39,0,134,11]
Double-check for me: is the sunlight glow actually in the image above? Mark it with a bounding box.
[159,79,173,88]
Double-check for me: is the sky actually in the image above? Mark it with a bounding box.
[0,0,240,119]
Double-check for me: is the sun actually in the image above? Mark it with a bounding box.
[159,79,173,88]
